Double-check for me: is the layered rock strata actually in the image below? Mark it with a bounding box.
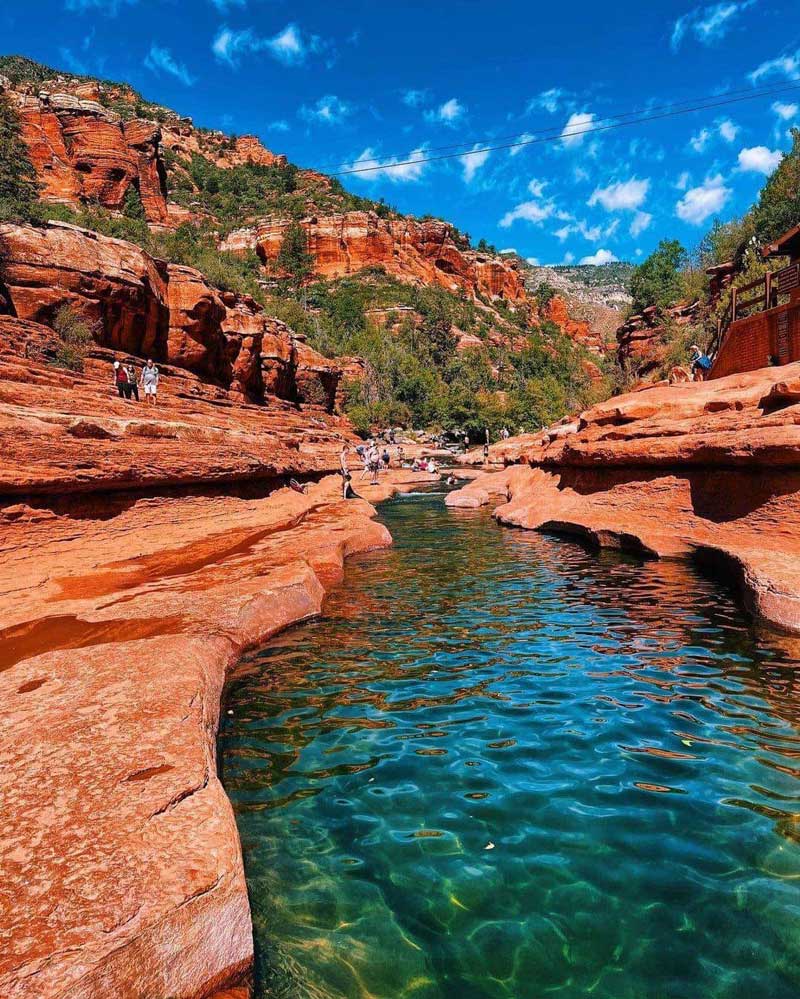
[226,213,529,304]
[0,222,343,410]
[0,336,438,998]
[449,363,800,633]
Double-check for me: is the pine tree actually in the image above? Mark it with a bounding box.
[275,222,314,291]
[0,94,40,222]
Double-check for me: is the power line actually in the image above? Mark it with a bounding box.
[336,81,797,166]
[330,82,800,177]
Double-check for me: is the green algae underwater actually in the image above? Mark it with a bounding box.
[219,491,800,999]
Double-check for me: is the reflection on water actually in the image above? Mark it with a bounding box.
[219,494,800,999]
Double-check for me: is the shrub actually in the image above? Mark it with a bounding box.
[51,305,94,371]
[0,94,41,223]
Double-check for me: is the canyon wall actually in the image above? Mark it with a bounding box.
[223,213,530,305]
[0,221,343,410]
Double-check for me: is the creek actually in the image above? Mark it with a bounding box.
[220,491,800,999]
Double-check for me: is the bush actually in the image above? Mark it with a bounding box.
[51,305,94,371]
[0,94,41,223]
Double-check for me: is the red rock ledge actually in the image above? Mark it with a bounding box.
[0,335,437,997]
[448,363,800,634]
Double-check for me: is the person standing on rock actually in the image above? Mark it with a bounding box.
[125,363,139,402]
[140,359,159,405]
[369,444,381,485]
[113,360,128,400]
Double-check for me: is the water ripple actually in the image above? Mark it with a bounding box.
[220,494,800,999]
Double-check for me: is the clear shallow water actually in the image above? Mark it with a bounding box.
[219,493,800,999]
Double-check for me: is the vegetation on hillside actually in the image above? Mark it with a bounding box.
[0,93,41,222]
[621,129,800,381]
[0,58,609,435]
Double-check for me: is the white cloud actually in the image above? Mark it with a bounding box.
[675,174,731,224]
[402,89,427,108]
[773,101,799,121]
[561,112,594,147]
[499,199,554,228]
[690,118,738,152]
[630,211,653,237]
[526,256,541,266]
[509,133,534,156]
[527,88,564,114]
[499,248,516,255]
[676,170,691,190]
[425,97,465,126]
[527,178,547,197]
[588,177,649,211]
[266,23,309,65]
[212,22,320,68]
[459,144,490,183]
[671,1,754,51]
[573,166,590,183]
[690,127,712,153]
[580,248,618,265]
[299,95,352,125]
[737,145,782,174]
[563,252,575,264]
[554,224,573,241]
[342,147,428,183]
[750,48,800,84]
[270,119,290,133]
[210,0,244,10]
[144,44,195,86]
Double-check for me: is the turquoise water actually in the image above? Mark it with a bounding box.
[219,493,800,999]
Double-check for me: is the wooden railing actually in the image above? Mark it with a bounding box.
[710,262,800,359]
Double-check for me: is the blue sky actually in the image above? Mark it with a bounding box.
[3,0,800,265]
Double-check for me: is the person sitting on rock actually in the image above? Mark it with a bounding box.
[689,345,712,381]
[381,447,391,469]
[113,360,128,400]
[125,363,139,402]
[140,359,159,405]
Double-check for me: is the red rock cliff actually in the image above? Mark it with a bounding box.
[0,221,343,410]
[232,213,529,304]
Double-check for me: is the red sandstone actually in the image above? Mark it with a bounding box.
[449,362,800,634]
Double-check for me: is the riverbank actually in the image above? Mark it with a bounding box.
[0,335,439,998]
[449,362,800,634]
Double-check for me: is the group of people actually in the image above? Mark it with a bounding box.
[113,359,160,405]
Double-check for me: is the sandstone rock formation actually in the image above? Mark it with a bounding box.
[616,301,699,380]
[0,320,439,999]
[542,295,606,354]
[240,213,529,304]
[4,81,170,224]
[450,362,800,633]
[0,221,344,410]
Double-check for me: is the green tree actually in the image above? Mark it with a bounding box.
[275,222,314,291]
[0,94,40,222]
[752,128,800,244]
[629,239,687,313]
[122,184,145,220]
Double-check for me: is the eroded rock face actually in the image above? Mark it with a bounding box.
[248,213,529,304]
[451,362,800,634]
[0,221,169,358]
[616,302,699,380]
[6,84,169,224]
[542,295,606,355]
[0,222,344,409]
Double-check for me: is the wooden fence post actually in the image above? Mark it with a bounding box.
[765,271,772,311]
[731,286,738,322]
